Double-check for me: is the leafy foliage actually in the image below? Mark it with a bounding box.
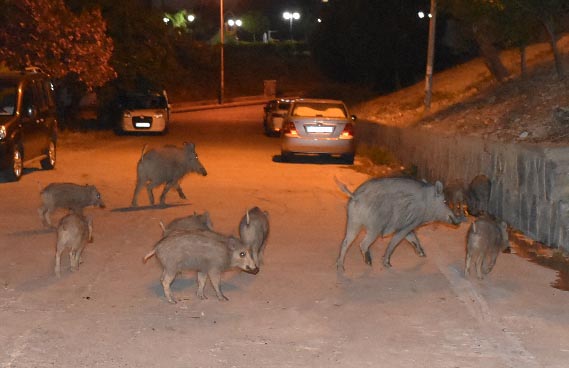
[0,0,115,88]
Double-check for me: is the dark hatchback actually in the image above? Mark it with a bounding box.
[0,70,58,181]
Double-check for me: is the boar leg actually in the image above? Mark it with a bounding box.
[161,270,177,304]
[146,183,159,206]
[382,227,415,268]
[54,247,63,278]
[174,182,187,200]
[359,229,380,266]
[475,253,485,280]
[196,272,208,300]
[131,180,146,207]
[482,251,498,275]
[38,206,52,227]
[464,252,472,277]
[208,271,229,301]
[405,231,426,257]
[158,182,176,205]
[336,223,363,271]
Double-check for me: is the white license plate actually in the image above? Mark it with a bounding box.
[306,126,333,133]
[135,122,151,128]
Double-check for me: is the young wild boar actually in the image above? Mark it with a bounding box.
[465,216,509,279]
[239,207,270,267]
[143,229,258,303]
[131,143,208,207]
[38,182,105,227]
[54,213,93,278]
[335,177,461,271]
[160,211,214,237]
[444,179,467,219]
[466,174,491,216]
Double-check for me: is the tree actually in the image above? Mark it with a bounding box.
[0,0,115,88]
[241,11,270,42]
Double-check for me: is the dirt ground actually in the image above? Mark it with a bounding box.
[1,105,569,367]
[354,35,569,145]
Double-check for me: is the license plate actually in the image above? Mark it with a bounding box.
[135,122,151,128]
[306,126,333,133]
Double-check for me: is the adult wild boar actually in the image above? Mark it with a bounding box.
[38,182,105,227]
[465,215,509,279]
[335,177,461,271]
[131,143,207,207]
[160,211,214,237]
[143,229,258,303]
[239,207,270,267]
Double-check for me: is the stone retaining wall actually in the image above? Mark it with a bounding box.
[357,121,569,251]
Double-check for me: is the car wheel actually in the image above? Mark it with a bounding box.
[342,154,355,165]
[5,144,23,181]
[40,139,56,170]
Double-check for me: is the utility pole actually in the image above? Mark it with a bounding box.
[219,0,225,104]
[424,0,437,111]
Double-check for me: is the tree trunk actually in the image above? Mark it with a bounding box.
[542,17,565,79]
[472,24,510,83]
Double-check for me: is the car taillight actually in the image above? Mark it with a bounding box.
[283,121,298,136]
[340,123,354,139]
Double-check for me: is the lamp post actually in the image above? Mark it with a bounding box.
[282,11,300,41]
[219,0,224,104]
[424,0,437,111]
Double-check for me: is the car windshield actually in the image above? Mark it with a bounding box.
[292,102,347,118]
[123,94,167,109]
[0,84,17,116]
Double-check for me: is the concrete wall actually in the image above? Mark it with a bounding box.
[357,121,569,251]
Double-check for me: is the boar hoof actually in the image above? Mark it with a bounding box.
[364,251,373,266]
[167,297,177,304]
[382,258,392,268]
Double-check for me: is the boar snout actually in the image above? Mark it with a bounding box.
[200,167,208,176]
[449,213,463,225]
[244,266,260,275]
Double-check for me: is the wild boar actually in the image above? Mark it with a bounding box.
[160,211,214,237]
[465,215,509,279]
[239,207,270,267]
[444,179,467,219]
[466,174,491,216]
[131,142,208,207]
[335,177,460,271]
[143,229,258,303]
[38,182,105,227]
[54,213,93,278]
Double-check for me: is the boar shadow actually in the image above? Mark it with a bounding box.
[111,203,192,213]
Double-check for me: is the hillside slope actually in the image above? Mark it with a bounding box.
[354,35,569,145]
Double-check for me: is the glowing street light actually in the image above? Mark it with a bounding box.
[187,14,195,22]
[227,18,242,27]
[163,17,170,24]
[283,11,300,40]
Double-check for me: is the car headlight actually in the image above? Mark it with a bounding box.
[0,125,6,140]
[154,113,163,118]
[123,111,132,118]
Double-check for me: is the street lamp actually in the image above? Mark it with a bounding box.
[219,0,225,104]
[187,14,195,22]
[283,11,300,40]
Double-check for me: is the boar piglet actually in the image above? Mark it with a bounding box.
[39,182,105,227]
[444,179,467,219]
[465,215,509,279]
[335,177,461,271]
[466,174,491,216]
[54,213,93,278]
[143,229,258,303]
[239,207,270,267]
[131,142,207,207]
[160,211,214,237]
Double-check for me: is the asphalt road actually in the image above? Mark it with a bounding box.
[1,105,568,368]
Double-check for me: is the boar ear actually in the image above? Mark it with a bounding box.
[435,181,444,196]
[227,238,238,250]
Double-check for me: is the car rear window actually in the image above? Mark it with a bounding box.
[292,102,347,118]
[123,94,167,109]
[277,102,290,110]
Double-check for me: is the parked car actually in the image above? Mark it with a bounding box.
[263,98,293,136]
[0,70,58,181]
[280,98,356,164]
[119,90,170,134]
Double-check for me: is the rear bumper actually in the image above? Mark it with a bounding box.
[121,116,167,133]
[281,135,355,155]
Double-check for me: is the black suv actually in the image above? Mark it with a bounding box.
[0,70,58,181]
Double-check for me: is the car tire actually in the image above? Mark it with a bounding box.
[40,139,56,170]
[342,154,355,165]
[5,144,23,181]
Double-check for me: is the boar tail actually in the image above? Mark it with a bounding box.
[334,176,353,198]
[246,209,251,225]
[159,220,166,233]
[140,144,148,161]
[143,249,156,263]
